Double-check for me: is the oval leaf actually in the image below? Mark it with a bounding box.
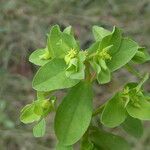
[121,116,143,138]
[126,98,150,120]
[20,104,40,124]
[56,143,73,150]
[81,136,94,150]
[33,118,46,137]
[92,26,111,41]
[99,26,122,54]
[48,25,79,58]
[108,38,138,72]
[32,59,79,91]
[101,93,127,128]
[90,127,131,150]
[29,49,50,66]
[54,81,93,145]
[132,47,150,64]
[63,26,74,35]
[97,67,111,84]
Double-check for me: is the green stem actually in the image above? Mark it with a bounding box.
[90,72,96,83]
[136,73,149,91]
[92,103,105,117]
[87,53,97,60]
[125,64,142,79]
[85,61,91,82]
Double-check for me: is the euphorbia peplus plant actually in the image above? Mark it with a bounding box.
[20,25,150,149]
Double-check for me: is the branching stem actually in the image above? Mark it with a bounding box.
[125,64,143,79]
[92,103,105,117]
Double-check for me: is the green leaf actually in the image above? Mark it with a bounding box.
[66,51,86,80]
[32,59,79,91]
[47,25,62,57]
[101,93,127,128]
[34,101,44,116]
[97,66,111,84]
[126,98,150,120]
[132,47,150,64]
[29,49,50,66]
[108,38,138,72]
[90,127,131,150]
[54,81,93,145]
[37,91,46,100]
[48,25,79,58]
[89,27,122,55]
[81,136,94,150]
[92,26,111,41]
[56,143,73,150]
[90,60,101,75]
[87,42,100,54]
[34,99,54,117]
[144,93,150,102]
[99,26,122,54]
[63,26,74,35]
[136,73,149,91]
[33,118,46,137]
[121,116,143,138]
[20,104,40,124]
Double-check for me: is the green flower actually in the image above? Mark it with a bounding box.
[64,49,86,80]
[101,75,150,128]
[88,26,138,84]
[89,45,113,84]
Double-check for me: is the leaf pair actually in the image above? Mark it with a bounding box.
[101,79,150,130]
[29,25,78,66]
[32,52,86,92]
[20,99,54,124]
[93,26,150,64]
[88,26,139,84]
[31,25,86,92]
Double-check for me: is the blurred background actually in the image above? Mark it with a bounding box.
[0,0,150,149]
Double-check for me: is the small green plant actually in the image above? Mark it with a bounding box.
[20,25,150,149]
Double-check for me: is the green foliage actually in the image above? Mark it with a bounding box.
[90,127,131,150]
[20,25,150,149]
[107,38,138,71]
[20,103,41,124]
[56,143,73,150]
[92,26,111,41]
[29,48,50,66]
[88,27,139,84]
[121,116,143,138]
[47,25,79,58]
[20,98,55,124]
[65,51,86,80]
[126,98,150,120]
[101,93,127,128]
[132,47,150,64]
[55,81,93,145]
[33,118,46,137]
[32,59,79,91]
